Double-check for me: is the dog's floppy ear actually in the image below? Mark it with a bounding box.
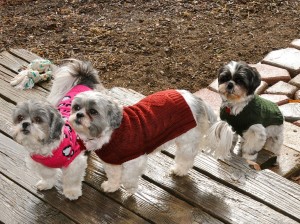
[247,65,261,95]
[107,101,122,129]
[46,103,64,140]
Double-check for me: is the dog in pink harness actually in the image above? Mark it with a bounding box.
[12,60,100,200]
[31,85,90,168]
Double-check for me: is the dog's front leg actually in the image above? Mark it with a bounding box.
[101,163,122,193]
[62,153,87,200]
[30,160,59,191]
[241,124,267,161]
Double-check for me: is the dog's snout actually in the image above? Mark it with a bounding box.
[22,122,30,129]
[227,81,234,90]
[76,112,84,119]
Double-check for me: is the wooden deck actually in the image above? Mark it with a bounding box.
[0,49,300,224]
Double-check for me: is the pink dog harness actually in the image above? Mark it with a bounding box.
[95,90,197,165]
[31,85,90,168]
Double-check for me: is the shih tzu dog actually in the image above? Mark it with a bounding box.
[69,89,217,194]
[12,60,100,200]
[208,61,284,161]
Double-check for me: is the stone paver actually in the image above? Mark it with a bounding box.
[194,88,222,113]
[279,103,300,122]
[283,122,300,154]
[291,39,300,50]
[262,48,300,77]
[271,144,300,177]
[264,81,298,98]
[289,73,300,88]
[271,122,300,177]
[260,94,289,106]
[293,120,300,127]
[295,90,300,100]
[250,63,291,85]
[208,78,218,92]
[255,80,268,95]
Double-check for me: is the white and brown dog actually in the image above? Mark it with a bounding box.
[208,61,284,161]
[69,89,217,194]
[12,60,100,200]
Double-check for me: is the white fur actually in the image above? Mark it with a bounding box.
[27,152,87,200]
[228,61,238,75]
[77,90,217,194]
[207,120,234,160]
[47,66,76,106]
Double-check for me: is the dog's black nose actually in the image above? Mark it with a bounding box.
[22,122,30,129]
[227,81,234,90]
[76,112,84,119]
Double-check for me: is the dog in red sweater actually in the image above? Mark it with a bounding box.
[69,89,217,194]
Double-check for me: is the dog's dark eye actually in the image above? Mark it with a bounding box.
[34,117,43,123]
[219,75,230,83]
[17,115,24,122]
[89,109,98,115]
[73,105,81,111]
[234,78,244,85]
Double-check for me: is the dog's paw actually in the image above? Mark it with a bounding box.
[63,188,82,200]
[126,186,138,195]
[101,181,120,193]
[170,166,189,176]
[36,180,54,191]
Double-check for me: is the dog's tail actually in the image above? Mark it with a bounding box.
[47,59,102,106]
[206,120,234,160]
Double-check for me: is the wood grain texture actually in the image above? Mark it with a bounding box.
[9,48,43,63]
[86,154,223,224]
[0,51,28,73]
[145,152,298,224]
[0,134,149,224]
[0,175,75,224]
[0,97,14,134]
[0,70,48,103]
[187,149,300,222]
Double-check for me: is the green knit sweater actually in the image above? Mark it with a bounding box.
[220,95,284,136]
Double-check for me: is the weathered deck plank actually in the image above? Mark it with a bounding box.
[0,134,150,224]
[166,147,300,221]
[0,175,76,224]
[0,70,48,103]
[145,153,298,224]
[9,48,43,63]
[86,154,223,224]
[0,97,14,135]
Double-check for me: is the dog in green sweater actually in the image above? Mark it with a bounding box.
[208,61,284,162]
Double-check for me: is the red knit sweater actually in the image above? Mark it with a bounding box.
[95,90,197,165]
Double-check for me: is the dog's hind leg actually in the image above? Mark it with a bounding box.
[171,128,201,176]
[121,155,147,194]
[264,125,284,156]
[101,163,122,193]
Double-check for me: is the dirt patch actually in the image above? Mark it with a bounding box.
[1,0,300,94]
